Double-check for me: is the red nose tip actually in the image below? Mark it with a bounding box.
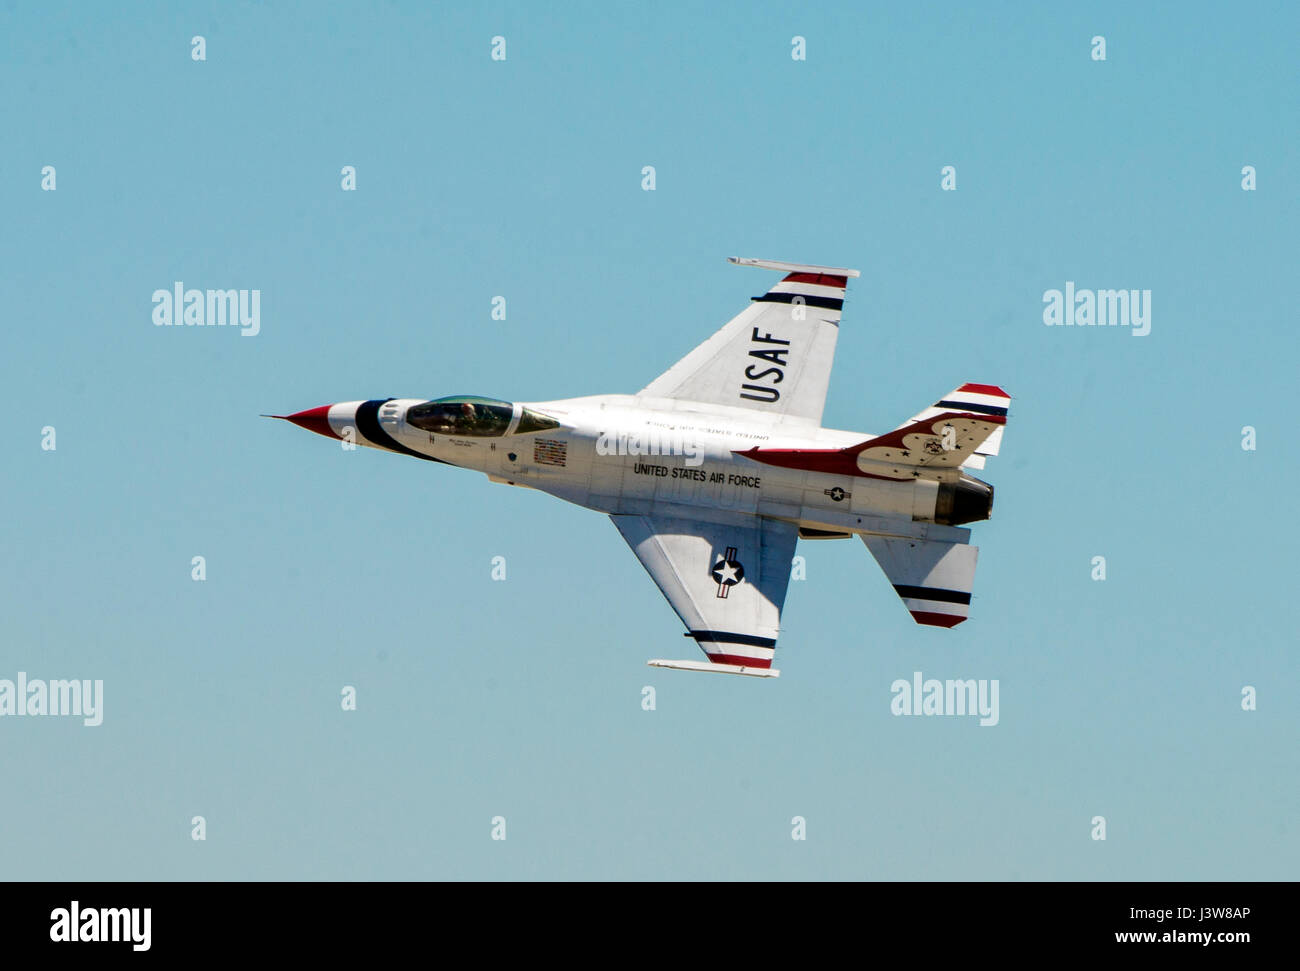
[276,405,340,440]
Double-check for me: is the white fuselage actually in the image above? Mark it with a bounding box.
[341,394,970,543]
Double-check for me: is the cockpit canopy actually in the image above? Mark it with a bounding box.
[406,396,559,438]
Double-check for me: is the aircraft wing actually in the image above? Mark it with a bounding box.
[610,513,799,676]
[637,257,860,427]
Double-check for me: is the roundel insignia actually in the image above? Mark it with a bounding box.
[710,546,745,598]
[711,558,744,585]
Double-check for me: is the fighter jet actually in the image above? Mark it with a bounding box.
[272,258,1009,678]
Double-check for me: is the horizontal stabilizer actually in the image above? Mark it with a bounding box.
[861,535,979,627]
[647,659,780,678]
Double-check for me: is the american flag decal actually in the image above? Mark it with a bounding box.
[533,438,567,466]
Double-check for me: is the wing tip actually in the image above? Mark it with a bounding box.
[648,659,780,678]
[728,256,861,278]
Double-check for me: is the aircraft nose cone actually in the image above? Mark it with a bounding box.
[279,405,340,440]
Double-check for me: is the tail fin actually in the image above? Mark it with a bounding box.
[898,384,1009,470]
[852,411,1005,481]
[734,382,1010,483]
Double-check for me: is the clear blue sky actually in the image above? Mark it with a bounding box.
[2,0,1296,879]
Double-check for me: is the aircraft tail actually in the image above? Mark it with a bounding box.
[893,383,1009,470]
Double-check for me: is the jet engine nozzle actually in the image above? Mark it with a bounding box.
[935,474,994,526]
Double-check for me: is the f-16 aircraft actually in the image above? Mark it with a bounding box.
[271,258,1009,678]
